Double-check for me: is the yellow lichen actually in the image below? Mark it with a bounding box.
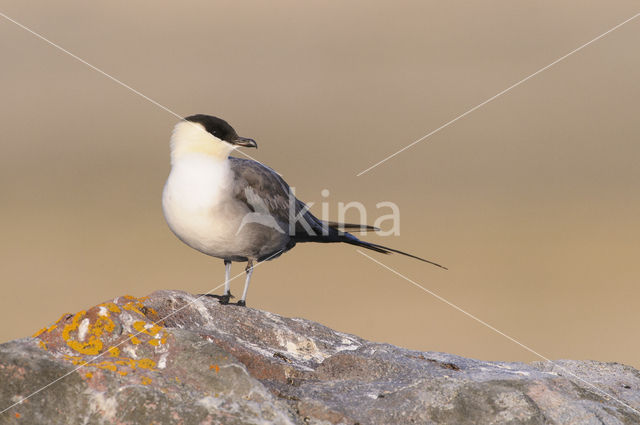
[38,340,47,350]
[33,327,47,338]
[60,310,119,356]
[61,311,84,342]
[54,313,71,324]
[115,359,131,367]
[61,311,103,355]
[95,361,117,372]
[132,321,162,337]
[107,346,120,357]
[132,321,147,332]
[141,376,152,385]
[85,372,93,379]
[137,358,156,369]
[64,354,83,363]
[121,296,149,317]
[104,302,121,314]
[130,335,141,345]
[65,336,102,355]
[123,302,145,317]
[90,315,115,339]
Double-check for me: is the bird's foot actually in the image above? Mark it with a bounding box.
[235,300,246,307]
[202,292,234,305]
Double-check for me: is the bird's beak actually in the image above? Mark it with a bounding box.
[233,137,258,148]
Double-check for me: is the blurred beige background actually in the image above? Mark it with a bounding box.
[1,1,639,368]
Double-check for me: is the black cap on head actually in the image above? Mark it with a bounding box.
[184,114,237,142]
[184,114,257,148]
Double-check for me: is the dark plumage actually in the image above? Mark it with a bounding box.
[185,114,238,143]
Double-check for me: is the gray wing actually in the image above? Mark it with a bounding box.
[228,158,447,268]
[228,157,325,238]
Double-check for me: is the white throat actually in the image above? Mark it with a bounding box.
[169,121,235,165]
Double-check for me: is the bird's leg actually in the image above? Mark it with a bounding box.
[236,259,254,307]
[206,260,234,304]
[223,259,232,298]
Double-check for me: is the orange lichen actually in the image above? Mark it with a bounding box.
[121,296,150,317]
[45,298,168,379]
[123,303,145,317]
[94,361,117,372]
[15,413,20,418]
[103,302,121,314]
[61,311,85,342]
[132,321,147,332]
[63,354,84,364]
[137,358,156,369]
[33,320,60,338]
[90,315,115,339]
[147,331,168,347]
[61,311,101,355]
[209,364,220,373]
[115,358,136,368]
[33,327,47,338]
[132,321,162,337]
[60,309,118,356]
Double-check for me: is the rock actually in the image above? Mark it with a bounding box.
[1,290,639,424]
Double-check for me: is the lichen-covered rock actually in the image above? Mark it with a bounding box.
[1,290,639,424]
[1,294,295,425]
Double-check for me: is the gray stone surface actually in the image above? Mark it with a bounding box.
[1,290,639,424]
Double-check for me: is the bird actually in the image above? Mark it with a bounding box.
[162,114,446,306]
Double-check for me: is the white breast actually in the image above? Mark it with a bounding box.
[162,154,241,257]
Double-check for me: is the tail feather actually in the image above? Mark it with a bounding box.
[340,235,447,270]
[325,221,379,233]
[295,220,447,269]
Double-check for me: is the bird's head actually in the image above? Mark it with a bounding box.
[170,114,257,163]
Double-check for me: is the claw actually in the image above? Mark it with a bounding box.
[202,292,234,305]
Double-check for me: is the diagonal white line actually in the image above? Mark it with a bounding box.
[2,3,638,418]
[0,10,268,167]
[356,250,640,416]
[0,250,282,416]
[356,11,640,177]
